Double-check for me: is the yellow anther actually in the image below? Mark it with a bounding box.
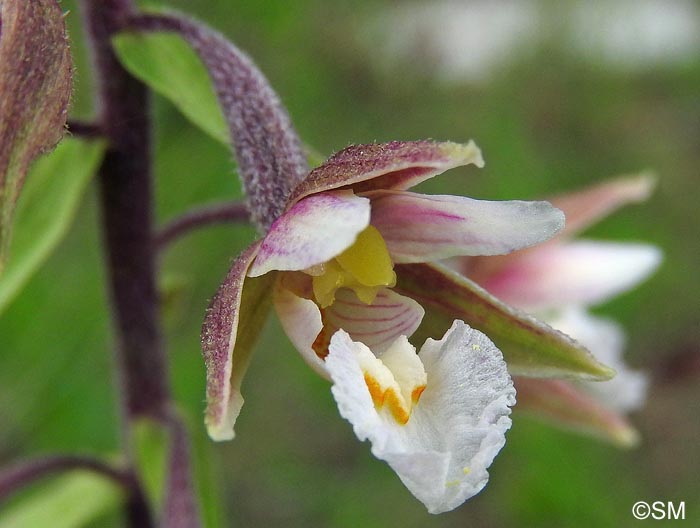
[312,261,345,308]
[336,225,396,288]
[310,225,396,308]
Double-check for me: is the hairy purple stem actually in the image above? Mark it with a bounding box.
[80,0,168,420]
[162,414,201,528]
[156,201,249,251]
[78,1,202,526]
[67,119,104,138]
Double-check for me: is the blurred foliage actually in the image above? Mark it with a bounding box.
[0,471,123,528]
[0,139,105,315]
[1,0,698,526]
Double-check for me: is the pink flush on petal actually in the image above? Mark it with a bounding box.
[481,241,662,311]
[248,191,370,277]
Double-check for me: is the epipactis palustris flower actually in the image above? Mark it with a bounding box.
[145,11,614,512]
[202,139,565,511]
[459,174,662,446]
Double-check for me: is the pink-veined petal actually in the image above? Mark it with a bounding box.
[248,191,370,277]
[324,287,425,354]
[551,173,655,238]
[326,321,515,514]
[480,240,662,310]
[201,242,275,440]
[369,190,564,263]
[274,283,425,375]
[514,377,640,447]
[287,140,484,205]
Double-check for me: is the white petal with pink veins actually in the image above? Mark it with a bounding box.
[369,191,564,263]
[325,287,425,354]
[249,191,370,277]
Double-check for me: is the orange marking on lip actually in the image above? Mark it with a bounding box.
[411,384,426,403]
[364,374,385,406]
[363,374,410,425]
[384,388,410,425]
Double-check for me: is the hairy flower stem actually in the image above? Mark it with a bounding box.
[156,201,249,251]
[67,119,104,138]
[80,0,168,421]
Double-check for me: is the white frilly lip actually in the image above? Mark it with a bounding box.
[326,320,516,514]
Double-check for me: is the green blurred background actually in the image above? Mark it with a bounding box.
[2,0,699,526]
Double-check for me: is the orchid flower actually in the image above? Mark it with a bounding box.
[202,139,563,512]
[459,174,662,445]
[254,140,565,379]
[137,12,617,513]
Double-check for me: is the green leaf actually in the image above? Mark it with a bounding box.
[112,31,229,145]
[0,138,105,315]
[0,471,122,528]
[0,0,73,268]
[396,262,616,381]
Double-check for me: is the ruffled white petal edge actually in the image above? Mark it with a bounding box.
[549,308,649,413]
[249,191,370,277]
[481,240,662,310]
[369,191,564,263]
[326,320,515,514]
